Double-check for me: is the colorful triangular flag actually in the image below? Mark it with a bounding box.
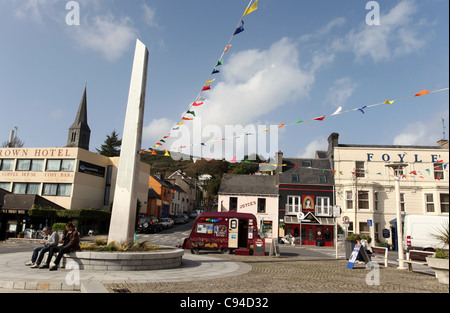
[314,115,326,121]
[415,90,430,97]
[234,20,245,35]
[243,0,258,16]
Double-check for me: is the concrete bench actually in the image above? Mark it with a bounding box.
[400,250,435,272]
[371,246,388,267]
[60,248,184,271]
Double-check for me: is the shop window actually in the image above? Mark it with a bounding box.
[440,194,449,213]
[257,198,266,214]
[425,194,434,213]
[229,197,238,211]
[359,222,370,236]
[262,221,272,238]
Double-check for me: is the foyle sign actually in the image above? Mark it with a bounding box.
[366,153,443,163]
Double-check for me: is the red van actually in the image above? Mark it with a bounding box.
[182,212,259,255]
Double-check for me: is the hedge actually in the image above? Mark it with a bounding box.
[28,206,110,222]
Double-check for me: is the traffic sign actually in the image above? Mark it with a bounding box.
[342,216,350,223]
[367,220,373,227]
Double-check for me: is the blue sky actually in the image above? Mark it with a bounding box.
[0,0,448,161]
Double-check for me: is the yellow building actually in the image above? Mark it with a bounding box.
[0,88,150,238]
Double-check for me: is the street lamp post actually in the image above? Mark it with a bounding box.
[385,163,408,270]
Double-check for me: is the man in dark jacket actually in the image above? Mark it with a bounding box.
[40,222,81,271]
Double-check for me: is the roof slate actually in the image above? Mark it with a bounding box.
[218,174,278,196]
[280,158,334,185]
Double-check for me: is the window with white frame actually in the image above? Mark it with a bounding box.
[346,191,353,210]
[440,193,449,213]
[434,163,444,180]
[316,197,331,216]
[287,196,301,214]
[425,194,434,213]
[358,191,369,209]
[355,161,365,178]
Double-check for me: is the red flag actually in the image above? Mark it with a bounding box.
[182,117,193,121]
[202,86,211,91]
[314,115,326,121]
[193,102,204,107]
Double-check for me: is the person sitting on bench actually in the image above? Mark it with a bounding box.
[40,222,81,270]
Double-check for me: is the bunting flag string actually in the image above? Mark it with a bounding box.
[149,87,448,154]
[152,0,258,149]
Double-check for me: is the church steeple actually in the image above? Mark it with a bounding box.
[67,86,91,150]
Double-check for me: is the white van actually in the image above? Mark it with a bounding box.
[403,215,449,251]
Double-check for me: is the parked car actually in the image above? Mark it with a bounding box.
[174,214,189,224]
[161,218,174,229]
[189,211,199,219]
[137,216,163,233]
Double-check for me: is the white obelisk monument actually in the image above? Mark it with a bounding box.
[108,39,149,244]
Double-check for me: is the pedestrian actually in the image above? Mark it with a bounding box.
[355,235,372,263]
[25,226,59,268]
[40,222,81,271]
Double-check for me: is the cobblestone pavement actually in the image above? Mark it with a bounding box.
[104,254,449,293]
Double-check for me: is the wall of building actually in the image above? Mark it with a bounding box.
[0,147,150,212]
[333,146,449,244]
[218,194,279,241]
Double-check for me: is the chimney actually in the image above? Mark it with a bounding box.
[275,150,283,187]
[8,130,15,148]
[327,133,339,170]
[437,139,449,149]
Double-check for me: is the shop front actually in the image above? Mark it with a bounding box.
[285,213,335,247]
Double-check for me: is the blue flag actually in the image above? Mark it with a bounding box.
[234,20,245,35]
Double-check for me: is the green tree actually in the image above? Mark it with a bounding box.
[96,130,122,157]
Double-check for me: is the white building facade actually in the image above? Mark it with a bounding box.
[328,133,449,246]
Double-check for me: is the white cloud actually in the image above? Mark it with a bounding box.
[324,77,358,108]
[143,118,176,145]
[142,4,158,27]
[332,0,425,62]
[12,0,59,23]
[72,14,138,61]
[196,38,315,128]
[393,120,444,146]
[297,137,328,158]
